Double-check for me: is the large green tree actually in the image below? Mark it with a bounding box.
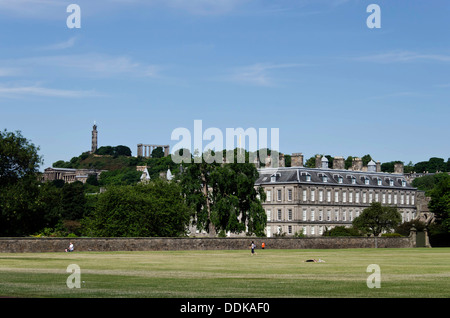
[428,175,450,234]
[179,149,266,237]
[83,179,191,237]
[352,202,402,236]
[0,130,43,236]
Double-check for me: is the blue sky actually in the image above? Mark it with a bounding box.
[0,0,449,170]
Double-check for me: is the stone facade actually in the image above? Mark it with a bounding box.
[256,155,427,237]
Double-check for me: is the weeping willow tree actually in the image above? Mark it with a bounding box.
[178,148,266,237]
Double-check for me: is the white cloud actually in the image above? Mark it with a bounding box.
[2,53,159,79]
[0,84,101,98]
[356,51,450,63]
[227,63,306,86]
[39,37,77,51]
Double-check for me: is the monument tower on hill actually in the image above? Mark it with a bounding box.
[91,122,98,154]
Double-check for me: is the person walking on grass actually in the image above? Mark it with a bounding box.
[250,241,256,256]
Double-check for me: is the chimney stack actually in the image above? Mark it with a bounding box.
[394,162,404,174]
[291,153,304,167]
[352,157,363,171]
[333,156,345,170]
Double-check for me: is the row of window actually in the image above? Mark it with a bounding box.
[266,188,415,205]
[271,173,407,187]
[268,209,417,237]
[266,208,416,223]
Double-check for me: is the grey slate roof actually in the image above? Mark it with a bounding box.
[256,167,415,190]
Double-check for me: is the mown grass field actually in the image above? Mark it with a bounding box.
[0,248,449,298]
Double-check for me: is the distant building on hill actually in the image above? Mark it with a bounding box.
[41,167,106,184]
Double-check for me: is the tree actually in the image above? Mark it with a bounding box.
[178,149,267,237]
[352,202,402,236]
[61,181,86,221]
[323,226,359,237]
[0,130,43,236]
[83,180,191,237]
[0,129,42,186]
[428,175,450,234]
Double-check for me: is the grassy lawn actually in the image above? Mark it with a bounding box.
[0,248,449,298]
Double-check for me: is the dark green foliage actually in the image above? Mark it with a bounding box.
[322,226,360,237]
[82,180,191,237]
[352,202,402,236]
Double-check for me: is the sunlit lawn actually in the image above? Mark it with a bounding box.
[0,248,449,298]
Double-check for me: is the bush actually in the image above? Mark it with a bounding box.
[322,226,360,237]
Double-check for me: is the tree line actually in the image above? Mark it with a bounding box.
[1,129,449,245]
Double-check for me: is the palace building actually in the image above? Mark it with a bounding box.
[256,154,427,237]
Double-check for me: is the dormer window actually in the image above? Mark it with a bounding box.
[338,176,343,184]
[364,177,370,185]
[306,175,311,182]
[377,178,382,186]
[323,175,328,183]
[271,174,276,182]
[389,179,394,186]
[351,177,356,184]
[401,180,406,187]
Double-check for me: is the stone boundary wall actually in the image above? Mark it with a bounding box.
[0,236,414,253]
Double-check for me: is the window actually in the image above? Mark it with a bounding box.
[334,210,339,221]
[288,225,292,234]
[375,192,379,202]
[389,179,394,186]
[267,210,271,221]
[351,177,356,184]
[402,180,406,187]
[411,194,415,205]
[401,194,404,205]
[271,175,276,182]
[303,209,307,221]
[355,192,360,203]
[311,190,315,202]
[342,210,346,221]
[335,191,339,203]
[382,193,386,204]
[306,175,311,182]
[266,190,271,202]
[288,209,292,221]
[327,210,331,221]
[349,191,353,203]
[277,209,282,221]
[302,189,307,201]
[288,189,292,201]
[319,190,323,202]
[319,210,323,221]
[277,189,282,201]
[406,194,410,205]
[327,190,331,202]
[388,194,392,204]
[338,176,343,184]
[311,226,315,235]
[323,175,328,183]
[310,209,315,221]
[342,191,347,203]
[394,194,398,204]
[369,192,373,203]
[319,226,323,235]
[365,178,370,185]
[362,192,367,203]
[377,178,382,186]
[349,210,353,221]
